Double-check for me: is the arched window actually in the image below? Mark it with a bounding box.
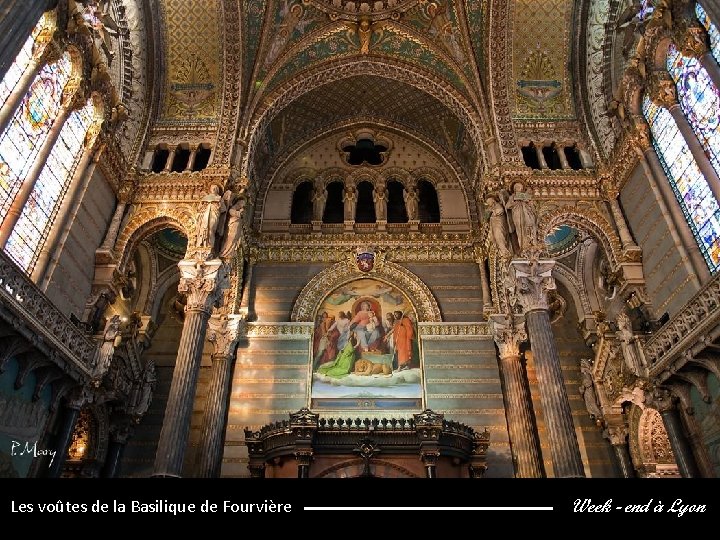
[0,14,51,111]
[322,181,344,223]
[355,181,376,223]
[666,44,720,178]
[0,52,73,229]
[642,95,720,273]
[5,98,97,272]
[417,180,440,223]
[290,181,313,224]
[387,180,407,223]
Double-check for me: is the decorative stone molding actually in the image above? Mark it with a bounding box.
[246,322,314,339]
[645,271,720,374]
[291,256,441,322]
[418,323,490,339]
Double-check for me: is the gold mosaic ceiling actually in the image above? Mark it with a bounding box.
[151,0,580,165]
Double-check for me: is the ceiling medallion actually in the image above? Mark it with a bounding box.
[303,0,420,22]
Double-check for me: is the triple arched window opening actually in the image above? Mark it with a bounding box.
[290,179,440,225]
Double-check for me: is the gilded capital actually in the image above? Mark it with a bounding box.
[490,314,527,359]
[207,313,246,359]
[676,24,709,58]
[648,72,678,109]
[177,258,230,314]
[509,259,557,313]
[604,422,629,446]
[648,386,676,413]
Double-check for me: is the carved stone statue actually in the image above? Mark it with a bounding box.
[96,314,122,375]
[132,361,157,418]
[86,288,117,333]
[404,184,419,221]
[579,358,603,419]
[343,185,356,221]
[312,184,327,222]
[373,183,387,221]
[485,195,512,258]
[616,312,642,376]
[196,185,225,254]
[219,195,245,259]
[504,182,537,255]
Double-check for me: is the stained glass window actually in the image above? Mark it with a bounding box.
[639,0,654,21]
[5,99,94,272]
[0,53,72,229]
[696,3,720,64]
[667,44,720,180]
[0,14,50,111]
[643,95,720,273]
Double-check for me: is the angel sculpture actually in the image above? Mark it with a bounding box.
[82,0,121,66]
[485,195,512,259]
[615,1,644,58]
[196,185,227,256]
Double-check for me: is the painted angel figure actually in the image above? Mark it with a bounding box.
[345,18,385,55]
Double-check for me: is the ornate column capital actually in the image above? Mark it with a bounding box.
[647,71,678,109]
[207,313,245,360]
[603,415,629,446]
[177,258,230,314]
[648,386,676,413]
[509,259,557,313]
[490,314,527,359]
[675,23,710,58]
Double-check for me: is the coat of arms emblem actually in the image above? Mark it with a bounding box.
[356,251,375,273]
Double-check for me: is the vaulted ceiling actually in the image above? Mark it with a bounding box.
[136,0,594,192]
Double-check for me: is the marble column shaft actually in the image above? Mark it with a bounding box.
[196,314,243,478]
[491,315,543,478]
[512,260,585,477]
[153,258,228,477]
[659,407,701,478]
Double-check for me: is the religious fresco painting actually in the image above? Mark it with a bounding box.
[310,278,422,410]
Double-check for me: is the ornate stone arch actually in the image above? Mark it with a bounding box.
[540,206,624,268]
[629,405,679,477]
[552,261,593,321]
[291,258,442,322]
[241,58,487,179]
[346,168,378,187]
[116,207,192,273]
[379,166,414,188]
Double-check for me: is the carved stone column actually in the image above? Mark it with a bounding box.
[699,0,720,31]
[102,421,132,478]
[239,251,256,320]
[608,198,637,250]
[535,145,548,169]
[511,260,585,477]
[153,258,229,477]
[557,145,569,169]
[490,314,544,477]
[48,387,89,478]
[195,314,244,478]
[604,418,635,478]
[651,388,701,478]
[477,256,493,312]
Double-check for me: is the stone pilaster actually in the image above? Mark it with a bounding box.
[152,258,230,477]
[511,259,585,477]
[490,314,544,477]
[650,388,701,478]
[195,314,245,478]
